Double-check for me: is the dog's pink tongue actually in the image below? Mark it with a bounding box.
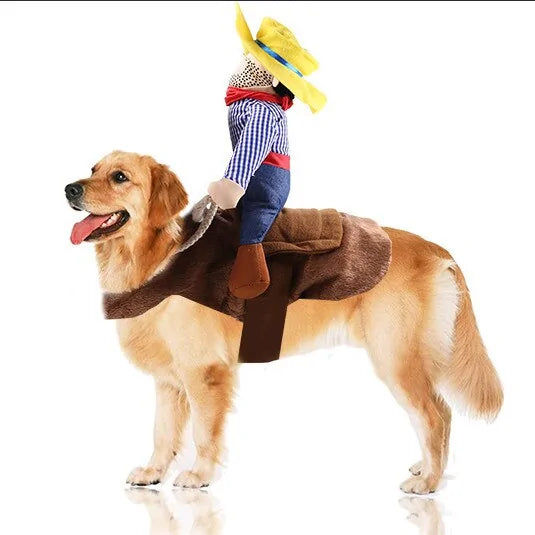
[70,213,110,245]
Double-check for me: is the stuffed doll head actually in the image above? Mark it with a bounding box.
[229,53,273,89]
[229,52,295,99]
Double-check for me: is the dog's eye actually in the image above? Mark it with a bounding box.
[112,171,129,183]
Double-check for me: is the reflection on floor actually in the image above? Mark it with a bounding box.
[399,497,445,535]
[125,487,223,535]
[126,487,445,535]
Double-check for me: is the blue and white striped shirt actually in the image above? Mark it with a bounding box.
[224,99,289,189]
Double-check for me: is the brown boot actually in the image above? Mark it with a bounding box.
[229,243,270,299]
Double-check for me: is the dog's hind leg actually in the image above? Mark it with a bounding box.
[127,382,190,486]
[363,344,448,493]
[395,376,447,495]
[437,396,451,470]
[370,349,448,495]
[360,287,449,493]
[409,395,451,477]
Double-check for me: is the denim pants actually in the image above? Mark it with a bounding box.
[237,163,291,245]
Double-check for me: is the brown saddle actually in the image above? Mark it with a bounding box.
[261,208,343,256]
[103,208,392,363]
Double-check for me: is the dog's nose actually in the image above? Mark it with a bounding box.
[65,182,84,201]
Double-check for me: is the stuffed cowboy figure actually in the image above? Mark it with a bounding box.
[207,4,326,300]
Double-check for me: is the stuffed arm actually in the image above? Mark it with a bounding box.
[209,104,278,209]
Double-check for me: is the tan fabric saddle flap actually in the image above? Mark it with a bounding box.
[262,208,342,256]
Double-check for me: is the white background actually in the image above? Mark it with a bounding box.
[1,1,534,533]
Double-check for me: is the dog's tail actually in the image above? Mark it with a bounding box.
[443,265,503,420]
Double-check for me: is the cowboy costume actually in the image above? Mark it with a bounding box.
[208,3,326,299]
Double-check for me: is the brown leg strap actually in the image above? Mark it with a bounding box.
[238,258,293,363]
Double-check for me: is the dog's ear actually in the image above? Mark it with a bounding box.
[148,163,189,229]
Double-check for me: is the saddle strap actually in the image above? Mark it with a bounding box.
[238,257,294,363]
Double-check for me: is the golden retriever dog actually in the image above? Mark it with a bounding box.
[65,151,503,494]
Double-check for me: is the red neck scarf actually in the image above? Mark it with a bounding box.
[225,86,293,111]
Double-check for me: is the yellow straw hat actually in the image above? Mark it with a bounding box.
[235,3,326,113]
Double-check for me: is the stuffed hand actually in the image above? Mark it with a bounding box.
[208,178,245,209]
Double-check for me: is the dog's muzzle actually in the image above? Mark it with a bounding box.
[65,182,84,210]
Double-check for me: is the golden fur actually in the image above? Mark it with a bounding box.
[75,151,503,494]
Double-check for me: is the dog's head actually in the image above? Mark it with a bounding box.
[65,151,188,244]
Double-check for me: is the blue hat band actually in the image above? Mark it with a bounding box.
[255,40,303,78]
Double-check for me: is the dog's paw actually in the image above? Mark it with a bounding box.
[126,466,164,486]
[173,470,210,489]
[409,461,423,476]
[400,475,437,495]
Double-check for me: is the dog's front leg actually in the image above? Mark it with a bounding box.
[127,381,189,486]
[174,363,234,488]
